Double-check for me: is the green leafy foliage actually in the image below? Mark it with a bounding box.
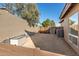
[20,4,39,27]
[42,18,55,27]
[6,3,39,27]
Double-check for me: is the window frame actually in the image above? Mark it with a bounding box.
[68,12,79,46]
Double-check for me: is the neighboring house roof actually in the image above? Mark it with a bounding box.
[0,43,63,56]
[0,9,29,42]
[59,3,77,23]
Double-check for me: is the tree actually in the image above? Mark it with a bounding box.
[42,18,55,27]
[5,3,39,27]
[6,3,25,16]
[21,4,39,27]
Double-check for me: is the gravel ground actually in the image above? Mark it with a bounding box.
[30,33,78,56]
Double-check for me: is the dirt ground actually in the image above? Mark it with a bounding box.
[30,33,78,56]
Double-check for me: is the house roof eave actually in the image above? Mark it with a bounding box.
[59,3,72,19]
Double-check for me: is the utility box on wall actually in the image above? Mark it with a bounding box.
[2,33,36,48]
[9,34,27,46]
[2,34,27,46]
[10,39,18,45]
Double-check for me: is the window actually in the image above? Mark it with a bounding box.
[68,12,79,45]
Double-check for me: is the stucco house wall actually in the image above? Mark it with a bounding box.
[0,9,37,48]
[0,9,39,41]
[60,4,79,54]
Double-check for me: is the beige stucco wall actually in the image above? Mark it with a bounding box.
[61,4,79,54]
[22,36,36,48]
[0,9,27,41]
[0,9,39,42]
[0,43,63,56]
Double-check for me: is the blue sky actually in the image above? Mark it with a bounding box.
[36,3,65,26]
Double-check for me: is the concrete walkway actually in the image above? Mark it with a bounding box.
[30,33,78,56]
